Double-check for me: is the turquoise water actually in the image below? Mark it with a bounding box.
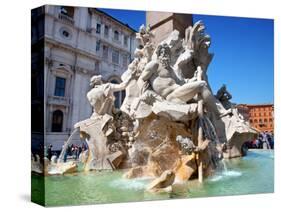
[32,149,274,206]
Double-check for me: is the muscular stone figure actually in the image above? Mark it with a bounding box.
[87,72,135,116]
[74,73,136,170]
[140,43,231,117]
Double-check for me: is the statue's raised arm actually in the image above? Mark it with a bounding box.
[87,73,135,116]
[110,70,136,93]
[140,61,159,82]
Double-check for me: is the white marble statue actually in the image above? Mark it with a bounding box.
[135,24,155,61]
[139,43,231,118]
[74,71,136,170]
[69,20,257,175]
[87,72,136,117]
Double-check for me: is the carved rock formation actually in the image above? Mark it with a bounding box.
[146,170,175,192]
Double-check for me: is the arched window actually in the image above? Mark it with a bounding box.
[110,79,124,108]
[121,90,125,103]
[52,110,63,132]
[111,79,121,108]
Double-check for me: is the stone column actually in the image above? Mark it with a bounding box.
[146,11,193,44]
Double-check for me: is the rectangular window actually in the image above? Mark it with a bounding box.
[102,45,108,59]
[122,54,128,67]
[86,12,92,33]
[114,30,119,41]
[95,61,99,72]
[52,110,63,132]
[112,50,119,64]
[54,77,66,97]
[104,25,109,36]
[124,36,128,46]
[96,23,101,34]
[96,40,101,52]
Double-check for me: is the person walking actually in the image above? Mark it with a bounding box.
[47,144,53,161]
[74,145,79,160]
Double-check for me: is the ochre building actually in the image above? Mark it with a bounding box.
[237,104,274,133]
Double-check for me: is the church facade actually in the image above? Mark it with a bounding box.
[32,5,136,150]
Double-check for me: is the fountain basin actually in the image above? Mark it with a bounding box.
[31,149,274,206]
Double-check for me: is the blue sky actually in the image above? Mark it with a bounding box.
[101,8,274,104]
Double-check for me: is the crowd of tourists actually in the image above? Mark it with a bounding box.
[245,131,274,149]
[46,143,88,162]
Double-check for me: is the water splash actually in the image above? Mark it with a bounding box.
[209,170,242,182]
[57,128,79,163]
[221,159,228,172]
[110,177,151,190]
[209,175,223,182]
[209,159,242,182]
[48,168,63,175]
[222,170,242,177]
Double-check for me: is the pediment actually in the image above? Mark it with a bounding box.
[51,63,74,76]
